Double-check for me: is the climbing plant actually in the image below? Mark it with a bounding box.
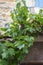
[0,0,43,65]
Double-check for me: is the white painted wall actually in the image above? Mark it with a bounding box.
[26,0,35,7]
[26,0,42,14]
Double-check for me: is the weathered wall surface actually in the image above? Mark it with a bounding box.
[0,0,16,27]
[0,0,35,27]
[0,0,15,2]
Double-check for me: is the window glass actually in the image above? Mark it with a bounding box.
[35,0,43,7]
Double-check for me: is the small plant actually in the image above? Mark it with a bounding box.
[0,0,34,65]
[0,0,43,65]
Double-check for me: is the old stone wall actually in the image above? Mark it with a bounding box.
[0,0,16,27]
[0,0,15,2]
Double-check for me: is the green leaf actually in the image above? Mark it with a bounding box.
[23,48,29,54]
[2,52,7,59]
[14,41,25,49]
[7,48,15,56]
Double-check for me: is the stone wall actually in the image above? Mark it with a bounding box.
[0,0,16,27]
[0,0,15,2]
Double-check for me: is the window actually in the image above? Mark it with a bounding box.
[35,0,43,7]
